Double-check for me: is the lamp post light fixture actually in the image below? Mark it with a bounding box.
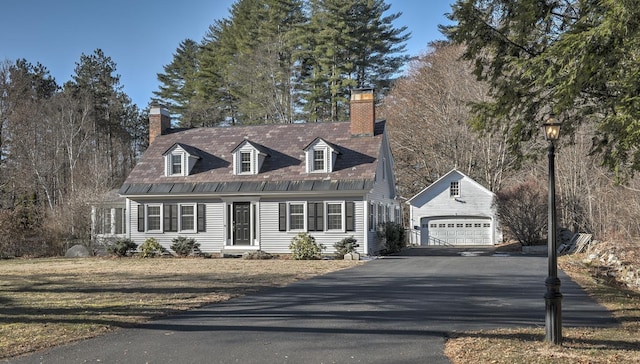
[543,114,563,345]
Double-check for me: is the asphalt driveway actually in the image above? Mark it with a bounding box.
[7,247,615,363]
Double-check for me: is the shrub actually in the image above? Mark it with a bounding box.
[494,180,548,246]
[289,232,325,260]
[106,238,138,257]
[377,221,406,254]
[139,238,165,258]
[170,236,201,257]
[333,236,359,259]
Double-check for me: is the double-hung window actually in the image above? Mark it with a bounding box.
[313,150,325,171]
[146,205,161,231]
[240,152,252,173]
[138,203,205,233]
[180,205,195,231]
[279,201,354,232]
[171,154,182,175]
[326,203,343,230]
[288,203,305,230]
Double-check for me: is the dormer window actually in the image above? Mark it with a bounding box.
[163,143,201,177]
[304,138,340,173]
[313,150,325,171]
[232,139,269,175]
[241,152,252,173]
[171,154,182,175]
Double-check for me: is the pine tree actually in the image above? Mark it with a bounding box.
[444,0,640,176]
[302,0,409,122]
[68,49,135,186]
[153,39,201,127]
[198,18,240,126]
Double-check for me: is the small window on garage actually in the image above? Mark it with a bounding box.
[439,223,446,228]
[474,223,481,228]
[483,223,491,227]
[430,223,437,228]
[450,181,460,197]
[456,223,463,228]
[465,223,472,228]
[448,223,454,228]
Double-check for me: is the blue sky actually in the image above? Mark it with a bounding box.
[1,0,454,109]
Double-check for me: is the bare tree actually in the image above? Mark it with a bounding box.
[494,180,548,245]
[381,43,514,197]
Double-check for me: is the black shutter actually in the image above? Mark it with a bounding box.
[346,202,355,231]
[316,203,324,231]
[227,204,232,237]
[308,203,316,231]
[163,204,171,232]
[164,204,177,232]
[197,204,206,232]
[278,203,286,231]
[137,204,145,232]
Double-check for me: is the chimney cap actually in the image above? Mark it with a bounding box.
[150,106,170,116]
[352,87,374,93]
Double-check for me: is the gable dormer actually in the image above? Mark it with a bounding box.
[231,139,269,175]
[163,143,201,177]
[303,137,340,173]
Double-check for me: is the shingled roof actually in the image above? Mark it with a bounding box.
[119,120,385,195]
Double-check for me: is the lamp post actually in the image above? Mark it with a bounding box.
[543,115,563,345]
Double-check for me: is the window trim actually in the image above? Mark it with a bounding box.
[313,149,325,172]
[139,203,205,233]
[450,181,460,197]
[240,151,252,173]
[170,153,183,175]
[146,204,162,232]
[326,201,344,231]
[287,202,306,231]
[179,204,196,232]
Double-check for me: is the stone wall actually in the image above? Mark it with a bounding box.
[581,241,640,291]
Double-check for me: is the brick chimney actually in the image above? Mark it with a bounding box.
[350,88,375,137]
[149,107,171,144]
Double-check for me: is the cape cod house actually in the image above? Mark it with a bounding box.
[97,89,400,256]
[406,169,501,246]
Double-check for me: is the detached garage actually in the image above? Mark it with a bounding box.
[407,169,502,246]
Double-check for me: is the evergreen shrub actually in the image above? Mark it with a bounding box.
[289,232,325,260]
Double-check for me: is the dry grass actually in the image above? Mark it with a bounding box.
[0,257,359,359]
[444,252,640,364]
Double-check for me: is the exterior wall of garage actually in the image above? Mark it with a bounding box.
[407,169,502,246]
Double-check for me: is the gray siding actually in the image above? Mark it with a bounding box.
[259,198,366,255]
[128,198,225,253]
[128,196,368,255]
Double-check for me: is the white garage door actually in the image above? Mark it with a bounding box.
[420,217,492,245]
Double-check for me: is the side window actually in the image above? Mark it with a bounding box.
[368,203,375,231]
